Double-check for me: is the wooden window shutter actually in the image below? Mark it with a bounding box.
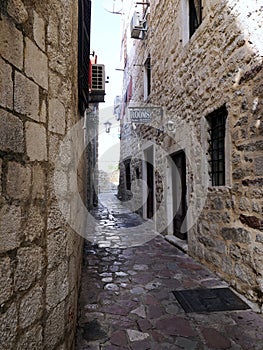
[78,0,91,115]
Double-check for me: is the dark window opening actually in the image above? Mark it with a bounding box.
[144,56,151,98]
[125,159,131,191]
[78,0,91,115]
[135,167,140,179]
[207,106,227,186]
[189,0,202,37]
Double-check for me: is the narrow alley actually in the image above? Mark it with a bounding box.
[76,193,263,350]
[1,1,263,349]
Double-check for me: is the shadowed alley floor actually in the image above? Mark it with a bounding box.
[76,193,263,350]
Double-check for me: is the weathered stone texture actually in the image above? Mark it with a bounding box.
[44,302,65,349]
[25,121,47,161]
[33,10,45,51]
[0,303,18,349]
[48,132,61,165]
[0,58,13,109]
[40,98,47,123]
[46,261,69,310]
[7,0,28,24]
[14,71,39,120]
[0,256,13,304]
[256,234,263,244]
[48,98,66,134]
[25,38,48,89]
[0,1,84,348]
[17,325,43,350]
[14,246,44,291]
[24,206,45,242]
[0,205,21,253]
[47,17,59,47]
[6,162,31,200]
[32,164,46,199]
[47,230,67,269]
[48,47,68,76]
[19,284,43,328]
[0,110,24,153]
[255,156,263,176]
[0,16,23,69]
[47,200,68,230]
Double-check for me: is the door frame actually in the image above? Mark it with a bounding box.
[166,150,188,240]
[142,142,155,221]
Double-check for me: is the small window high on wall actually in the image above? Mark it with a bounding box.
[189,0,202,38]
[144,56,151,100]
[207,106,228,186]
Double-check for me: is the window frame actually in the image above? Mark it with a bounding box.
[78,0,91,115]
[189,0,202,38]
[144,56,151,100]
[207,106,228,186]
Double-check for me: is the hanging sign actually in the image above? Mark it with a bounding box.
[128,107,163,124]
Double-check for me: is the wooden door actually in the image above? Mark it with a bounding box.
[145,147,154,219]
[172,151,187,239]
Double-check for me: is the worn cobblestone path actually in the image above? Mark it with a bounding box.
[76,193,263,350]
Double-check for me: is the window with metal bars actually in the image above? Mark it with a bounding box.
[144,56,151,99]
[189,0,202,37]
[78,0,91,115]
[207,106,227,186]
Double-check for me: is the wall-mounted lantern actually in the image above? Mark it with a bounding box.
[167,120,176,133]
[104,120,112,133]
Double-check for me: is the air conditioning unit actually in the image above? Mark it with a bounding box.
[91,64,105,92]
[130,11,145,39]
[90,64,105,103]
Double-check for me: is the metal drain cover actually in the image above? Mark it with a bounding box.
[172,288,250,313]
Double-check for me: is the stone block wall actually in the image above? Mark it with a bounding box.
[0,1,85,348]
[120,0,263,306]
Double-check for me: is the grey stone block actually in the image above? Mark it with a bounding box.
[0,110,24,153]
[0,16,23,69]
[14,246,44,291]
[14,71,39,121]
[0,205,21,253]
[221,227,251,244]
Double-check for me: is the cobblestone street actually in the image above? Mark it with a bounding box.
[76,193,263,350]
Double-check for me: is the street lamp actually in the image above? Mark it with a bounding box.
[104,120,112,133]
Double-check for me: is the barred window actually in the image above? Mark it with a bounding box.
[189,0,202,37]
[207,106,227,186]
[144,56,151,100]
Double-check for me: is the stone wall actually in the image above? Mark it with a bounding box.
[85,105,99,209]
[0,1,85,348]
[119,0,263,306]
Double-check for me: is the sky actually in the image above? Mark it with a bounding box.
[90,0,123,175]
[90,0,123,107]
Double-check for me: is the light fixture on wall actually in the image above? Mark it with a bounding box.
[104,120,112,133]
[167,120,176,133]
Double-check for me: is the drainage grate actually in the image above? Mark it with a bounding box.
[172,288,250,313]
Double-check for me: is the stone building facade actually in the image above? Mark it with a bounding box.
[119,0,263,308]
[0,0,92,348]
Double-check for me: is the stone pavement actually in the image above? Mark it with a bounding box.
[76,193,263,350]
